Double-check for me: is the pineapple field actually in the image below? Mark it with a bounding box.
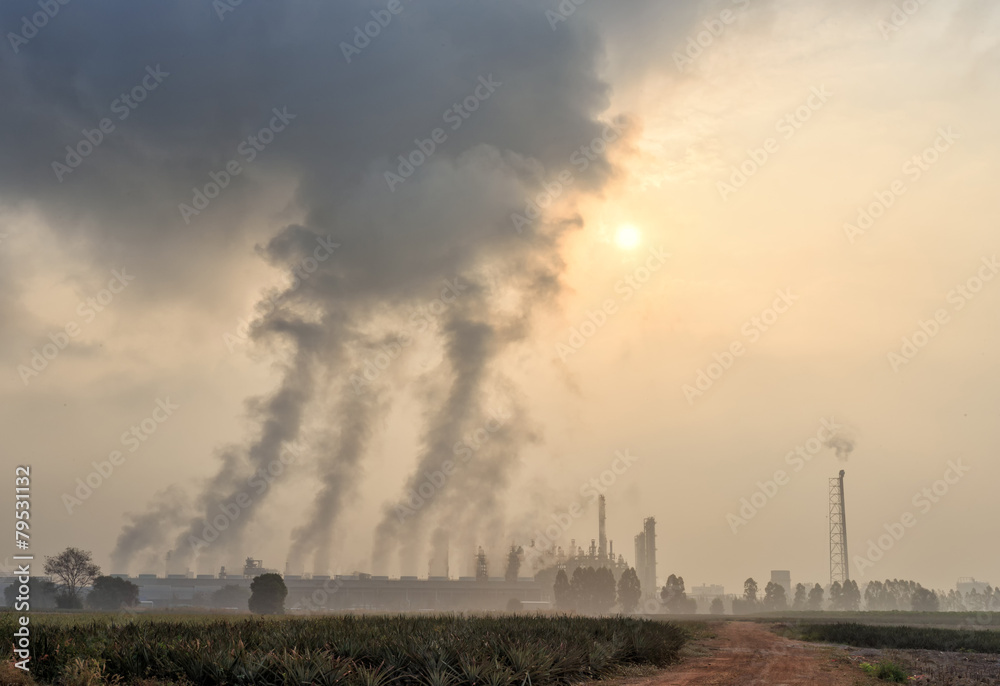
[0,613,688,686]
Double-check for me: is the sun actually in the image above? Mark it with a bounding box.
[615,224,642,250]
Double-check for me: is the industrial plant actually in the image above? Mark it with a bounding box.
[34,495,658,612]
[3,469,993,617]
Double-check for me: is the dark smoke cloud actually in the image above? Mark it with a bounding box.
[17,0,620,573]
[825,433,856,461]
[2,0,713,575]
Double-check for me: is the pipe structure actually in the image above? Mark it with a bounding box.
[598,495,607,561]
[839,470,849,582]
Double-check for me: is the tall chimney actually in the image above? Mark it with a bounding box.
[643,517,657,597]
[598,495,607,561]
[830,470,850,584]
[634,531,646,594]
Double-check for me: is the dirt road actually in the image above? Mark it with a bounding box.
[629,622,868,686]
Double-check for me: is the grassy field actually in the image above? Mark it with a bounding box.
[0,612,688,686]
[787,622,1000,653]
[646,611,1000,628]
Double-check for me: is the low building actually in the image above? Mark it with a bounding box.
[2,574,548,612]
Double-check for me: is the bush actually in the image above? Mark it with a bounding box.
[210,584,251,609]
[86,576,140,610]
[799,622,1000,654]
[859,660,909,683]
[248,573,287,615]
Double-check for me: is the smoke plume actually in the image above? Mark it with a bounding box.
[825,433,856,461]
[59,0,628,575]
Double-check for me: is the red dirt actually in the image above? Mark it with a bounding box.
[626,622,869,686]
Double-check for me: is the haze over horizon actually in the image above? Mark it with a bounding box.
[2,0,998,598]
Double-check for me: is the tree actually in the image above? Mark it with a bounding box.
[841,580,861,611]
[553,569,572,610]
[911,585,940,612]
[248,573,287,615]
[592,567,617,614]
[967,588,985,612]
[44,547,101,605]
[86,576,139,610]
[564,566,616,614]
[731,578,760,615]
[829,581,843,610]
[807,583,825,611]
[4,578,57,609]
[570,567,590,611]
[617,567,641,614]
[660,574,696,613]
[709,597,725,615]
[505,545,523,582]
[211,584,251,609]
[792,583,807,611]
[865,580,898,611]
[944,589,965,612]
[763,582,788,611]
[505,598,522,612]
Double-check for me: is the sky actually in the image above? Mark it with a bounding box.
[2,0,998,598]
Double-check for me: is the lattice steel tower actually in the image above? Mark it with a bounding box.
[829,470,849,585]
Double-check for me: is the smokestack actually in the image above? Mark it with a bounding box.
[598,495,607,561]
[839,470,849,582]
[634,531,646,594]
[643,517,657,597]
[829,470,850,584]
[475,547,488,582]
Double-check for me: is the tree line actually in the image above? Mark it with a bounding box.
[3,547,287,614]
[545,568,1000,615]
[552,566,642,613]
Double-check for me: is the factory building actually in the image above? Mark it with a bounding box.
[0,574,547,612]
